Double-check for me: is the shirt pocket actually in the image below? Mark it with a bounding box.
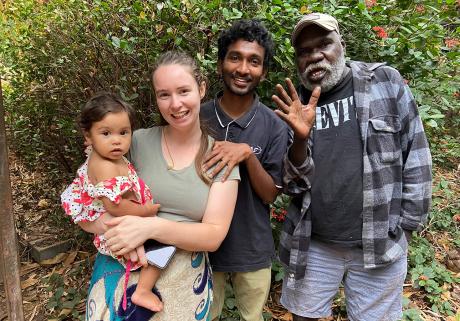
[368,115,402,164]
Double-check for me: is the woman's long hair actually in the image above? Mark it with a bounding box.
[151,51,211,185]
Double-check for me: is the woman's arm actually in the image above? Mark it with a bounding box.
[152,179,238,251]
[104,179,238,255]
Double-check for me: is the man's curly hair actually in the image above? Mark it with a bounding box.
[217,19,274,71]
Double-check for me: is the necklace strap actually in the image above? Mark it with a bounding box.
[162,127,175,170]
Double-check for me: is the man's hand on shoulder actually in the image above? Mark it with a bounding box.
[203,141,251,181]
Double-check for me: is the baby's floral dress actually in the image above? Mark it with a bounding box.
[61,152,153,269]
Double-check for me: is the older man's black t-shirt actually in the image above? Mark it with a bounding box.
[300,70,364,245]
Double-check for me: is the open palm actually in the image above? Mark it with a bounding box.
[272,78,320,140]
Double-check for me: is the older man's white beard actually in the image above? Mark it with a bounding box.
[299,54,346,93]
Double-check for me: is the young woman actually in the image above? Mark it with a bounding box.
[79,51,239,321]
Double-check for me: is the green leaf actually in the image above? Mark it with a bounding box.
[67,287,77,295]
[119,39,129,50]
[440,179,449,189]
[111,36,120,48]
[222,8,229,19]
[427,119,438,127]
[399,26,413,34]
[126,93,139,101]
[275,270,284,282]
[46,300,58,309]
[62,300,77,309]
[55,287,65,299]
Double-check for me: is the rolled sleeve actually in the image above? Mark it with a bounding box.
[283,142,314,197]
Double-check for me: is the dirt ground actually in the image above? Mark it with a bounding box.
[1,150,459,321]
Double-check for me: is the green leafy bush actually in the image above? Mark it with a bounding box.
[407,176,460,316]
[410,260,459,315]
[1,0,459,319]
[1,0,458,176]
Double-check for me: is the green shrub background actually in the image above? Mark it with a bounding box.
[1,0,458,177]
[1,0,459,319]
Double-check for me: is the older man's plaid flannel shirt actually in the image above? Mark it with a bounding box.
[279,61,432,282]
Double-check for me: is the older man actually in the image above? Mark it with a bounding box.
[272,13,432,321]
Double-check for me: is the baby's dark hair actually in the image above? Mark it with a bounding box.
[217,19,274,71]
[78,92,136,132]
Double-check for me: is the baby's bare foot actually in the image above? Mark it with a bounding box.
[132,288,163,312]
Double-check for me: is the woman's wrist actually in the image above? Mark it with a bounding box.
[148,216,165,240]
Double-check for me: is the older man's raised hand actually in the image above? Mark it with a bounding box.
[272,78,320,141]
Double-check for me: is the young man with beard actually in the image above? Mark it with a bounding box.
[200,19,289,321]
[272,13,432,321]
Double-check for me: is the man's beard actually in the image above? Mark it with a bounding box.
[298,54,346,93]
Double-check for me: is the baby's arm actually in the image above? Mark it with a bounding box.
[91,159,159,217]
[78,212,113,234]
[102,197,159,217]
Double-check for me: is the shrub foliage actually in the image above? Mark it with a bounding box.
[1,0,458,176]
[1,0,459,319]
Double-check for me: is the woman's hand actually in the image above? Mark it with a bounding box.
[104,216,155,256]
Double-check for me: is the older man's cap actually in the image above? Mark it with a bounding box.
[291,13,340,45]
